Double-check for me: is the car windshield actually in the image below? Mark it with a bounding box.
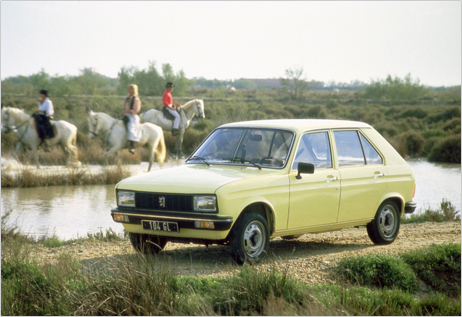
[187,128,294,168]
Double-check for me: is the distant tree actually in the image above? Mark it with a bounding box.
[279,66,309,100]
[116,62,191,97]
[363,74,430,101]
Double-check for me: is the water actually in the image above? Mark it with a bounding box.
[1,160,460,240]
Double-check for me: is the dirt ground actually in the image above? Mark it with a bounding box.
[30,221,461,284]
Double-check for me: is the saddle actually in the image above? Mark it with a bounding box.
[162,106,179,121]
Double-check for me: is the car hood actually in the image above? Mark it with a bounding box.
[116,164,270,194]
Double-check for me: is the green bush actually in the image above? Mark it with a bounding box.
[401,199,460,224]
[399,131,426,157]
[401,244,461,295]
[337,254,417,291]
[428,135,461,163]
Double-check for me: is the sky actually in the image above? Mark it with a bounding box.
[1,1,461,87]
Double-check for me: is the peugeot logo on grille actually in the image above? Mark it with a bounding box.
[159,196,166,208]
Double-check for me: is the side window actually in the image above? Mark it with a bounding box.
[292,132,332,170]
[360,134,383,165]
[334,131,365,167]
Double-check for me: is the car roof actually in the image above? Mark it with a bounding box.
[219,119,372,133]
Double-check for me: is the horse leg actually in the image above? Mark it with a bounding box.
[105,145,121,165]
[61,144,71,166]
[177,130,185,159]
[32,147,40,168]
[147,140,159,172]
[13,142,24,161]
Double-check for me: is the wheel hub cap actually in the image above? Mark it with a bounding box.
[243,221,265,258]
[379,205,397,238]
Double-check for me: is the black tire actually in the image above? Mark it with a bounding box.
[129,233,168,254]
[230,212,270,265]
[367,200,400,245]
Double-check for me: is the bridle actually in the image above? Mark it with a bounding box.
[89,113,118,146]
[89,117,99,136]
[195,100,204,118]
[2,111,31,141]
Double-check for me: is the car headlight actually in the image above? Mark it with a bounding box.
[193,196,217,212]
[118,191,135,207]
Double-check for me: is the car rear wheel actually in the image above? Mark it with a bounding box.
[129,233,168,254]
[230,212,270,265]
[367,200,400,245]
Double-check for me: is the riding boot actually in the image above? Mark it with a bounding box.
[172,129,179,137]
[129,141,136,154]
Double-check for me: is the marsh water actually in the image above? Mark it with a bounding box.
[1,160,460,240]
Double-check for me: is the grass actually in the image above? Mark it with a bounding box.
[401,199,461,224]
[2,90,461,163]
[1,164,131,188]
[1,211,460,316]
[401,243,461,295]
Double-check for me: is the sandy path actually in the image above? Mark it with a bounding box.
[30,221,461,284]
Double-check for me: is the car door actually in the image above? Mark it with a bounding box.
[288,131,340,229]
[333,130,388,223]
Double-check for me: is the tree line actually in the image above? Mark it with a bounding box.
[1,63,460,103]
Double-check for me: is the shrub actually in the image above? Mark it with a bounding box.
[336,254,417,292]
[428,135,461,163]
[401,244,461,295]
[401,199,460,224]
[398,131,426,157]
[400,108,428,119]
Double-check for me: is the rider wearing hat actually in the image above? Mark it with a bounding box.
[34,89,55,150]
[162,82,181,136]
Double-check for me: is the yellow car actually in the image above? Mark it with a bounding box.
[112,119,416,264]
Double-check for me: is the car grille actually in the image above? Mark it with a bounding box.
[135,192,193,212]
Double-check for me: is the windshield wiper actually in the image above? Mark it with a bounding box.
[188,156,210,167]
[222,157,262,170]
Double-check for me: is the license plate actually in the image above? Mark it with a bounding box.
[142,220,179,233]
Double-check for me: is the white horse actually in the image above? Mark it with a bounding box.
[1,107,80,167]
[140,99,205,159]
[87,110,166,172]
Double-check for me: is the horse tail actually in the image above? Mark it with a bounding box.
[156,130,166,165]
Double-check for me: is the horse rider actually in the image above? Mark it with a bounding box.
[122,84,142,154]
[162,82,181,136]
[34,89,54,151]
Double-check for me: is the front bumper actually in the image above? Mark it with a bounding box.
[111,208,233,231]
[404,202,417,214]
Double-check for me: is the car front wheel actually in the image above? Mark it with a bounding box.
[129,233,168,254]
[367,200,400,245]
[230,212,270,265]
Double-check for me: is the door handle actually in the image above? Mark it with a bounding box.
[325,176,338,182]
[373,173,385,178]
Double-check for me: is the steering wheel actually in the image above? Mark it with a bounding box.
[260,156,284,167]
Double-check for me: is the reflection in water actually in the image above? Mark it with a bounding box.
[2,184,120,239]
[1,160,460,239]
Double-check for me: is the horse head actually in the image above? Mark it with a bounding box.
[1,107,11,134]
[87,110,101,138]
[195,100,205,119]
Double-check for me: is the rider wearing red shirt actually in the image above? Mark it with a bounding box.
[163,82,181,136]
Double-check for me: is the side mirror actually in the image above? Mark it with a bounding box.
[296,162,315,179]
